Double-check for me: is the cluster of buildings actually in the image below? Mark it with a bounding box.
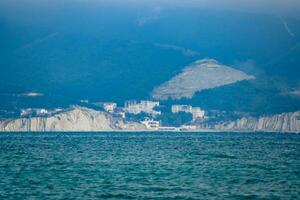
[95,100,205,131]
[93,100,161,119]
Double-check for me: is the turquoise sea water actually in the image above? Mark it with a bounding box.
[0,132,299,199]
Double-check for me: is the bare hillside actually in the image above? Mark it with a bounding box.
[151,59,255,100]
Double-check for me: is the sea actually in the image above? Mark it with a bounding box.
[0,132,299,199]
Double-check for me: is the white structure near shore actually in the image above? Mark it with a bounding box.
[141,118,160,130]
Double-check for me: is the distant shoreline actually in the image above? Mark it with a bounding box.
[0,129,299,134]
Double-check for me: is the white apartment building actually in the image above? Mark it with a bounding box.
[171,104,205,121]
[125,100,160,115]
[171,105,192,113]
[191,107,205,121]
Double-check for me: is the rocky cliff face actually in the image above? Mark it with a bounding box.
[1,106,299,133]
[214,111,300,133]
[0,107,145,132]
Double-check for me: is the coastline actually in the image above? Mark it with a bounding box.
[0,129,298,133]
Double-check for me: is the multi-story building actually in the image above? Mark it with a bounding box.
[191,107,205,121]
[171,105,192,113]
[172,104,205,121]
[124,100,160,115]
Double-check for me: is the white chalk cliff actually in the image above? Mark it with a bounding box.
[0,106,145,132]
[1,106,299,133]
[214,111,300,133]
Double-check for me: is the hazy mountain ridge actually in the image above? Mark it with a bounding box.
[0,7,300,115]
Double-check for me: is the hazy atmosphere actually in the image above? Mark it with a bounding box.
[1,0,300,116]
[1,1,300,199]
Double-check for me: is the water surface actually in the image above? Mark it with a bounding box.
[0,132,299,199]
